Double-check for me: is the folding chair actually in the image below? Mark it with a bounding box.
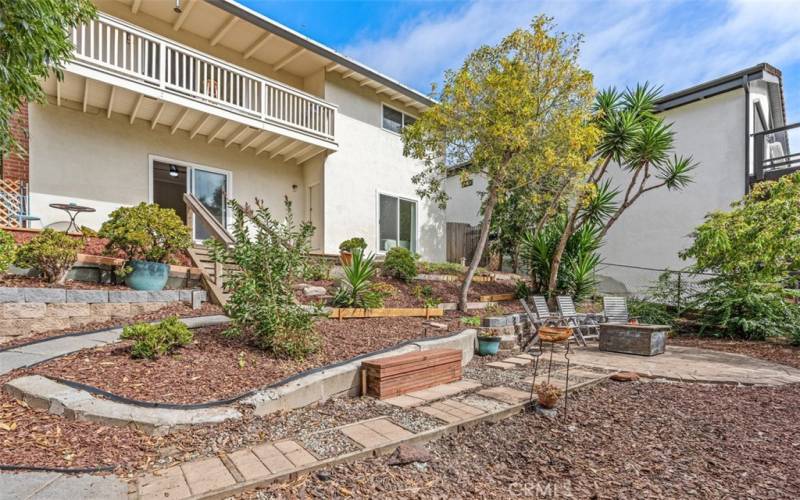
[531,295,561,325]
[556,296,599,345]
[602,296,638,324]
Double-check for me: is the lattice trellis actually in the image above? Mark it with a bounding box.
[0,179,25,228]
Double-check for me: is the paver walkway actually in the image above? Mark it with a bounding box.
[566,344,800,385]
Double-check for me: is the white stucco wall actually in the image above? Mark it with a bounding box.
[442,174,487,226]
[598,89,748,295]
[322,77,446,261]
[28,101,306,231]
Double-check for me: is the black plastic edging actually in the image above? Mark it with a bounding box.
[37,328,475,410]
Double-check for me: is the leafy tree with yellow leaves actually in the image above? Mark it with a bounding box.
[403,16,599,311]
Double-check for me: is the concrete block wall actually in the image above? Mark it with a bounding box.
[0,288,207,343]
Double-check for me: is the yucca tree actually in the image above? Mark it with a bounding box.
[333,248,377,308]
[545,83,698,297]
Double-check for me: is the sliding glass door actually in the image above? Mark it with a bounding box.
[378,194,417,253]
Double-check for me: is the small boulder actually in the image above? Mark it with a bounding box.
[303,286,328,297]
[387,444,433,466]
[611,371,640,382]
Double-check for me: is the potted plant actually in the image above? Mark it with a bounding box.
[338,237,367,266]
[535,382,562,409]
[476,330,502,356]
[100,203,191,291]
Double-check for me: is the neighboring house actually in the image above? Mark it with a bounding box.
[444,63,799,294]
[0,0,444,261]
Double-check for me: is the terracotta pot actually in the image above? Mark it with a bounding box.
[339,251,353,266]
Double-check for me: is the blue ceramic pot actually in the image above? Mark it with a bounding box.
[125,259,169,291]
[477,336,502,356]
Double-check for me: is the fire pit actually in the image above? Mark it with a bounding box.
[598,323,669,356]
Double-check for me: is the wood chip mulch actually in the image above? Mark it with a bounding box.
[26,312,490,404]
[670,336,800,369]
[0,274,130,290]
[243,381,800,499]
[0,302,224,351]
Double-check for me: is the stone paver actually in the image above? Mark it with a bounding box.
[567,344,800,385]
[228,449,270,481]
[361,417,415,441]
[383,394,426,408]
[486,361,516,370]
[274,440,318,467]
[251,443,295,474]
[138,467,191,500]
[181,456,236,495]
[341,417,414,448]
[477,386,531,405]
[387,379,482,407]
[417,398,487,424]
[503,357,531,366]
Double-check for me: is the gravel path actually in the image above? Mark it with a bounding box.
[242,380,800,499]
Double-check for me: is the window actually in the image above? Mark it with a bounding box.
[382,105,417,133]
[379,194,417,252]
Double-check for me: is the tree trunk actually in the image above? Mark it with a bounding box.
[460,184,498,312]
[546,204,580,302]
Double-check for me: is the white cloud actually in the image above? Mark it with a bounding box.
[342,0,800,117]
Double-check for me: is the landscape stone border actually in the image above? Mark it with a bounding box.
[0,286,207,305]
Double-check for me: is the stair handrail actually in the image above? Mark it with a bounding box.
[183,193,234,246]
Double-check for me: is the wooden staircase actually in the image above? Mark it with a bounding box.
[183,193,236,307]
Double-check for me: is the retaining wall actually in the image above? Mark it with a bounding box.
[0,287,207,343]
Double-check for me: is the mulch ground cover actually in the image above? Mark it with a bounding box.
[26,307,516,404]
[297,276,518,308]
[244,381,800,499]
[670,335,800,369]
[0,302,224,351]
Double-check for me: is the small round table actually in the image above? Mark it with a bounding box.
[48,203,96,233]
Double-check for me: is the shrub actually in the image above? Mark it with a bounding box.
[627,298,676,326]
[514,279,530,299]
[207,198,319,359]
[332,249,380,308]
[383,247,417,281]
[412,283,440,307]
[461,316,481,327]
[339,237,367,253]
[99,203,191,264]
[0,230,17,273]
[121,316,193,359]
[417,261,466,275]
[15,229,82,282]
[303,256,332,281]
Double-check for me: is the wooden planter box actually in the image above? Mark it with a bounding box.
[361,348,462,399]
[599,323,669,356]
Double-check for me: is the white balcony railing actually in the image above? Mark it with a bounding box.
[70,14,336,141]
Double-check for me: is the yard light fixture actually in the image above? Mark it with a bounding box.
[174,0,183,14]
[169,164,179,177]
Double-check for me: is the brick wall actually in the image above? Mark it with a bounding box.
[2,104,29,181]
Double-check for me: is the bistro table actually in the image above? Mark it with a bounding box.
[49,203,96,233]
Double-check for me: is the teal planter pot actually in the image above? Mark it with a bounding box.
[125,260,169,291]
[477,336,502,356]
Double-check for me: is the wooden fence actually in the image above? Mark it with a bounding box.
[446,222,487,266]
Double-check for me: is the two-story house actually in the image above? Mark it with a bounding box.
[2,0,444,262]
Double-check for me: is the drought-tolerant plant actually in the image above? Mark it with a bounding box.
[15,229,82,283]
[332,249,381,308]
[627,298,676,326]
[121,316,193,359]
[338,237,367,253]
[207,198,319,359]
[514,279,531,300]
[303,256,332,281]
[461,316,481,327]
[412,283,440,308]
[100,203,191,264]
[0,231,17,273]
[417,261,466,276]
[382,247,417,281]
[535,382,562,409]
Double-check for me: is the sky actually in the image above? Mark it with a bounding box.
[239,0,800,122]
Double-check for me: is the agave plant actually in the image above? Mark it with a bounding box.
[332,248,381,308]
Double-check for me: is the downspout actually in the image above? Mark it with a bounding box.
[744,75,751,194]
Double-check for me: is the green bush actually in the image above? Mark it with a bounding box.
[412,284,440,308]
[461,316,481,327]
[338,237,367,253]
[417,261,466,275]
[383,247,417,281]
[303,256,332,281]
[121,316,193,359]
[15,229,82,282]
[514,279,530,299]
[99,203,191,264]
[0,231,17,273]
[332,249,381,308]
[627,298,676,326]
[207,198,319,359]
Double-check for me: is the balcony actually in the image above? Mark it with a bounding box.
[46,13,337,160]
[751,122,800,186]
